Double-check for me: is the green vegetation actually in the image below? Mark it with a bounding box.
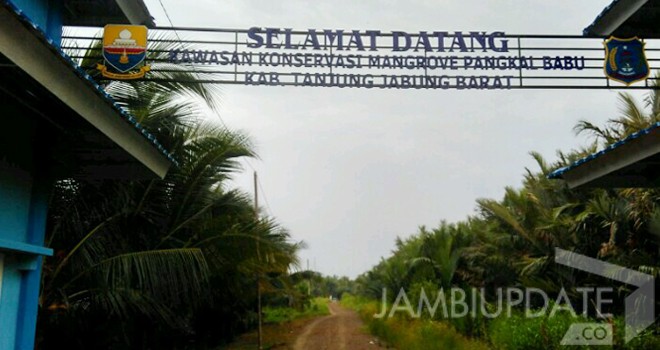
[263,297,330,324]
[342,294,490,350]
[37,39,305,349]
[352,84,660,348]
[489,313,660,350]
[39,38,660,349]
[488,311,589,350]
[290,271,357,299]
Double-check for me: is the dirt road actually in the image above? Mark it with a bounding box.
[292,302,384,350]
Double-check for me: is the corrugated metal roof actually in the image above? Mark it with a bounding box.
[548,121,660,179]
[1,0,178,166]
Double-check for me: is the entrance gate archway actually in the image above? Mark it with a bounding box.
[65,27,660,90]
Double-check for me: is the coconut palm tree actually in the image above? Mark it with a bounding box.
[574,73,660,146]
[408,224,469,289]
[38,35,302,349]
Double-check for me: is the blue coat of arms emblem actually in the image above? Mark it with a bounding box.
[604,36,649,85]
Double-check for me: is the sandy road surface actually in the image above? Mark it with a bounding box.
[293,302,384,350]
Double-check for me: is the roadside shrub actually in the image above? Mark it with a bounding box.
[489,311,660,349]
[612,318,660,350]
[342,293,489,350]
[263,297,330,324]
[489,311,590,350]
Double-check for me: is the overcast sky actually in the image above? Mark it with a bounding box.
[143,0,645,278]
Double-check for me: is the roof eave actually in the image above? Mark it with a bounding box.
[115,0,156,27]
[0,4,171,179]
[583,0,649,37]
[549,126,660,188]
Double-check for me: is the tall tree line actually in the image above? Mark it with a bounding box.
[355,83,660,330]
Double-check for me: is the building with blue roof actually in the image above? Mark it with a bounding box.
[0,1,171,349]
[550,0,660,188]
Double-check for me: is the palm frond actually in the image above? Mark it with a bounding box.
[90,248,209,305]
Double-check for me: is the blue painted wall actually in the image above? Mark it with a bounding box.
[0,98,51,350]
[10,0,62,44]
[0,258,23,350]
[1,0,94,348]
[0,116,34,245]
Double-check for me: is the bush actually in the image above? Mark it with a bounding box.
[489,311,660,350]
[263,297,330,324]
[612,318,660,350]
[367,317,490,350]
[489,311,583,350]
[342,294,489,350]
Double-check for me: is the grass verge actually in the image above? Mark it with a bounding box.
[341,294,490,350]
[263,297,330,324]
[219,297,330,349]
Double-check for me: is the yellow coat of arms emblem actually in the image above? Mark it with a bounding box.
[98,25,150,80]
